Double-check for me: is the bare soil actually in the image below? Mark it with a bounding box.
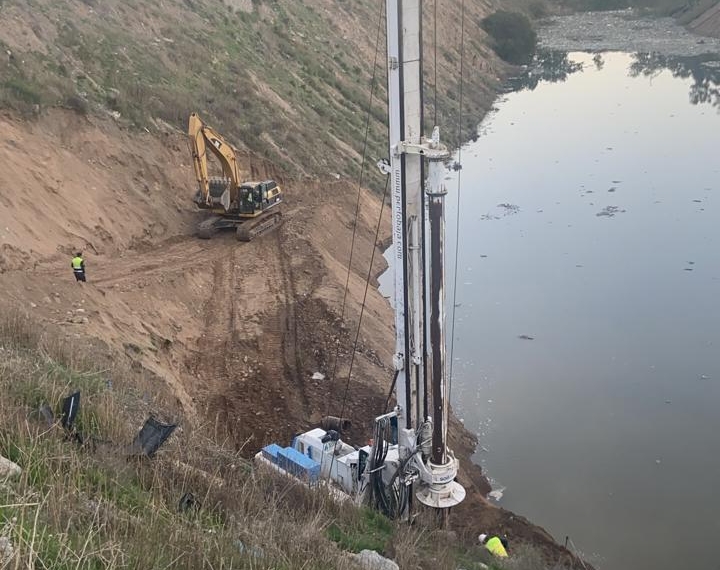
[0,109,588,568]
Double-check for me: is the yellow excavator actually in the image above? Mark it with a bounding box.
[188,112,283,241]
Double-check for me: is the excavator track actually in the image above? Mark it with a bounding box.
[197,217,220,239]
[236,211,283,242]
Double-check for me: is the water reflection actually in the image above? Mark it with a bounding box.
[629,52,720,109]
[447,50,720,570]
[507,49,585,91]
[508,49,720,110]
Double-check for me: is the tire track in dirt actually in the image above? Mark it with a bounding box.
[190,228,310,452]
[89,236,207,287]
[266,229,310,413]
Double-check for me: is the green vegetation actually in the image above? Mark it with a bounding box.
[2,77,42,105]
[0,311,532,569]
[481,11,538,65]
[0,0,497,190]
[327,507,393,553]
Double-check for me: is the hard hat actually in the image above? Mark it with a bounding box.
[478,533,488,544]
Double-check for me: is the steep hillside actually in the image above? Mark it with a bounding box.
[0,0,503,185]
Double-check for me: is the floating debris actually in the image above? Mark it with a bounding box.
[699,374,710,380]
[312,372,326,381]
[497,203,520,215]
[608,187,616,192]
[596,205,626,217]
[693,199,702,203]
[517,334,535,340]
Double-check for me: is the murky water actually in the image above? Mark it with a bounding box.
[442,46,720,569]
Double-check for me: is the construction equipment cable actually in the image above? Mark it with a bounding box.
[326,175,389,487]
[448,0,466,391]
[433,0,438,126]
[337,175,390,424]
[325,2,386,419]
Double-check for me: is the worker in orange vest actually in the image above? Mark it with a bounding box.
[478,533,509,558]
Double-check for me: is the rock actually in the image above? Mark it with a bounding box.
[107,88,120,104]
[350,550,399,570]
[0,455,21,479]
[68,315,89,324]
[0,536,14,563]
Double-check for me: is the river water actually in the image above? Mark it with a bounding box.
[439,16,720,570]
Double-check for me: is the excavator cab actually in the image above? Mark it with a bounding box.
[238,181,281,216]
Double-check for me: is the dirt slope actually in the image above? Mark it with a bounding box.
[686,0,720,37]
[0,109,590,568]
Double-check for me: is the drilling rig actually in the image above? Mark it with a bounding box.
[255,0,465,523]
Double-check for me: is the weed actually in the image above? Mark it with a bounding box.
[327,506,393,553]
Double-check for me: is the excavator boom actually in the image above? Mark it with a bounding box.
[188,112,246,211]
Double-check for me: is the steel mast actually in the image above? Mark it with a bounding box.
[381,0,465,518]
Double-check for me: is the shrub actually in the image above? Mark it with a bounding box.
[64,94,89,115]
[481,10,537,65]
[2,77,42,105]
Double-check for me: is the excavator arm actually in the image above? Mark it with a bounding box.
[188,112,244,211]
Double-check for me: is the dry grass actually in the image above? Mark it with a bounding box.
[0,311,506,569]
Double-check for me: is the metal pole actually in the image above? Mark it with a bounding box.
[428,194,447,463]
[426,149,448,464]
[415,128,465,514]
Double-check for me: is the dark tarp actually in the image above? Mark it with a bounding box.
[61,391,80,431]
[128,417,176,458]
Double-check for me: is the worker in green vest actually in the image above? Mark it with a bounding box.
[71,252,86,283]
[478,533,508,558]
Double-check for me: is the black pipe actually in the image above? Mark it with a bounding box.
[428,192,447,465]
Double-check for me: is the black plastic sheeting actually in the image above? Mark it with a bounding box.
[128,416,177,458]
[61,391,80,431]
[37,392,177,457]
